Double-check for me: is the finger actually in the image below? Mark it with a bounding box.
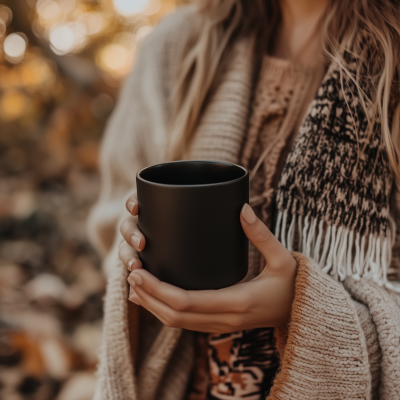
[128,285,228,333]
[119,215,146,252]
[240,203,294,269]
[133,284,246,333]
[119,241,142,271]
[128,286,141,305]
[127,269,250,314]
[126,192,138,215]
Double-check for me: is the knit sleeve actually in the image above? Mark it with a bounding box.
[270,252,400,399]
[89,7,199,400]
[389,183,400,282]
[86,5,197,277]
[86,38,167,276]
[344,277,400,399]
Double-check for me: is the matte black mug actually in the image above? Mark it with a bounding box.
[136,160,249,290]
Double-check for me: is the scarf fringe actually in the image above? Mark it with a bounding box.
[275,210,400,293]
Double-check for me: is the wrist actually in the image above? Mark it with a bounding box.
[274,255,297,328]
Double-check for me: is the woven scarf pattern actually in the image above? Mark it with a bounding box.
[275,53,395,289]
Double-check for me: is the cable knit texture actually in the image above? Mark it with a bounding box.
[88,5,400,400]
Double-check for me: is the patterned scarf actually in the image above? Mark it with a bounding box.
[274,51,396,290]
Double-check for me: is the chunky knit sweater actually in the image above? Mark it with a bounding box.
[87,5,400,400]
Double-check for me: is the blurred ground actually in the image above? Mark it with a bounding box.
[0,0,180,399]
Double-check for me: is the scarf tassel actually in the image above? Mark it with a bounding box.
[275,210,400,293]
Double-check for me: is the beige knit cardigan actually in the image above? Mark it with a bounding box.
[88,5,400,400]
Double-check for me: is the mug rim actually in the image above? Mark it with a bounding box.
[136,160,249,188]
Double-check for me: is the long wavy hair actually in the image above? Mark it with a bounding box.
[167,0,400,183]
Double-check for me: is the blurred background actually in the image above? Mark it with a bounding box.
[0,0,181,399]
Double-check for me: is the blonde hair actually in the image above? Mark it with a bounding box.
[167,0,400,183]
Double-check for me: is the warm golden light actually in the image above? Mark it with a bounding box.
[3,33,27,63]
[143,0,161,16]
[78,12,104,36]
[113,0,149,16]
[21,56,56,90]
[0,20,6,38]
[57,0,77,14]
[71,21,87,48]
[49,24,75,55]
[0,5,12,26]
[96,43,133,77]
[0,89,26,121]
[36,0,62,22]
[0,1,182,399]
[49,22,87,55]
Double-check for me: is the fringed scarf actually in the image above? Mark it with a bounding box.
[274,51,397,290]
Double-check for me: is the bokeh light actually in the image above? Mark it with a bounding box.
[49,24,75,55]
[0,5,12,26]
[78,12,104,36]
[57,0,77,14]
[0,20,6,38]
[49,22,87,55]
[20,56,56,92]
[3,33,27,63]
[36,0,62,23]
[113,0,149,16]
[96,42,133,77]
[0,89,27,121]
[144,0,161,16]
[0,1,182,399]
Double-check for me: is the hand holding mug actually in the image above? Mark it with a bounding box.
[119,194,297,333]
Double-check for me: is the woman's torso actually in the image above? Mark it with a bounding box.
[186,54,326,400]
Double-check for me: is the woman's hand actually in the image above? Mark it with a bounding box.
[119,193,297,333]
[118,193,145,272]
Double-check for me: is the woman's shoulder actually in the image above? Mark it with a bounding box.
[120,4,200,105]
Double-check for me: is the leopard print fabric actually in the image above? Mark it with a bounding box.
[207,329,279,400]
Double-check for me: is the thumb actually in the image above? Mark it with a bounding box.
[240,203,293,269]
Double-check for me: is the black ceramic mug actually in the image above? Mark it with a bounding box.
[136,160,249,290]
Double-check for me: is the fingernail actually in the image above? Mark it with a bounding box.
[128,202,136,213]
[128,259,135,271]
[242,203,256,224]
[131,235,141,250]
[131,272,142,285]
[129,287,140,304]
[127,275,136,287]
